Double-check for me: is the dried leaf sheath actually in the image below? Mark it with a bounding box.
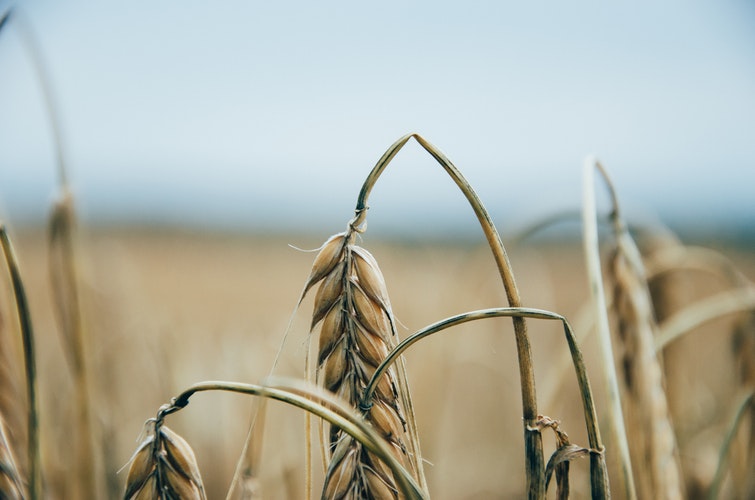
[537,416,590,500]
[303,231,416,498]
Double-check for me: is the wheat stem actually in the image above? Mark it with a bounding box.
[707,390,755,500]
[355,132,543,498]
[13,9,69,186]
[48,189,101,498]
[655,287,755,351]
[361,306,610,497]
[645,245,752,288]
[167,379,426,499]
[225,399,266,500]
[582,157,636,500]
[0,226,41,500]
[0,6,11,32]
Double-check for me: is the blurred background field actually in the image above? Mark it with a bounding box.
[5,224,754,498]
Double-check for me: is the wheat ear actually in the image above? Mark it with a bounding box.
[303,228,418,499]
[609,245,684,499]
[637,236,755,496]
[124,411,207,500]
[589,161,684,499]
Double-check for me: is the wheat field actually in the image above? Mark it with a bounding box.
[2,222,752,499]
[3,4,754,497]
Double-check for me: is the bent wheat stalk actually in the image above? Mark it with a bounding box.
[609,245,683,499]
[655,288,755,351]
[353,133,543,498]
[134,379,425,499]
[362,307,609,498]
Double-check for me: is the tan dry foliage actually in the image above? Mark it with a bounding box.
[7,227,753,498]
[731,312,755,497]
[610,246,684,500]
[304,231,416,499]
[48,189,103,499]
[124,423,206,500]
[0,417,24,499]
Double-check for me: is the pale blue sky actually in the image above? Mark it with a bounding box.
[1,1,754,238]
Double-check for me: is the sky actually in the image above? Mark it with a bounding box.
[0,1,754,239]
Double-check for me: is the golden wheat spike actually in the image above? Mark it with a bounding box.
[304,232,416,499]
